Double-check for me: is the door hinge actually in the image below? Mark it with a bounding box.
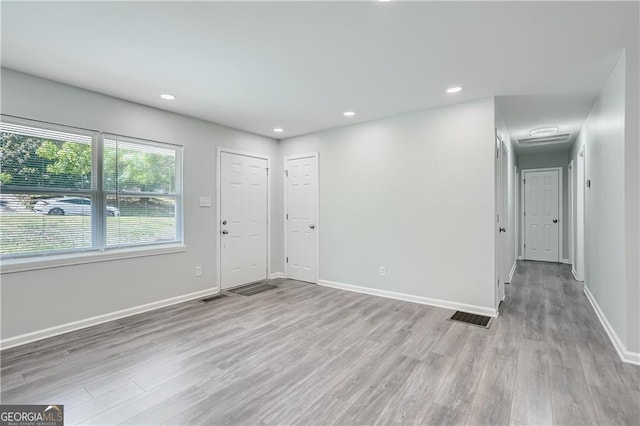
[286,213,288,220]
[286,257,288,263]
[266,167,269,175]
[524,211,526,216]
[524,243,526,248]
[523,179,526,184]
[285,170,289,177]
[497,214,500,223]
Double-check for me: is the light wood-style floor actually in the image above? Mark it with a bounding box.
[1,261,639,425]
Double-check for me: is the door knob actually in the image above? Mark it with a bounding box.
[222,229,229,235]
[553,219,558,223]
[499,227,506,233]
[309,224,315,229]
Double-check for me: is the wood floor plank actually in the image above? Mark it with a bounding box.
[510,339,553,426]
[433,327,493,412]
[64,381,144,425]
[431,322,471,357]
[333,355,421,425]
[579,353,640,425]
[373,352,456,425]
[289,393,351,426]
[464,353,517,425]
[550,363,598,426]
[421,402,469,426]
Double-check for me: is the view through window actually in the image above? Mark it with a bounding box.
[0,117,183,259]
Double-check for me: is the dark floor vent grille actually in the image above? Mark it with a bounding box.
[229,282,278,296]
[449,311,492,328]
[200,294,228,303]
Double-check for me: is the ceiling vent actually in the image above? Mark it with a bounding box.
[518,133,571,146]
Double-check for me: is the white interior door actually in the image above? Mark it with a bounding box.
[524,170,560,262]
[495,137,508,309]
[500,142,509,293]
[220,151,268,289]
[285,154,318,283]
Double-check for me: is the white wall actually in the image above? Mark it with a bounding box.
[0,69,282,342]
[279,98,497,314]
[570,51,637,358]
[624,25,640,354]
[517,150,570,261]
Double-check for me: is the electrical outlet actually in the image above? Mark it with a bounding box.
[195,266,202,277]
[379,266,386,277]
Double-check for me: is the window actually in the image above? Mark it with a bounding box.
[103,135,180,247]
[0,116,183,262]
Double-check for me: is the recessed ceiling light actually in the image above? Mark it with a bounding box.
[378,0,391,2]
[273,128,284,133]
[160,94,175,100]
[529,127,559,137]
[343,111,356,117]
[446,86,463,94]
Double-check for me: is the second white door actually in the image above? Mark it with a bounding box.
[285,154,318,283]
[220,151,268,289]
[524,169,560,262]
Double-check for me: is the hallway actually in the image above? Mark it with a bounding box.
[501,261,639,425]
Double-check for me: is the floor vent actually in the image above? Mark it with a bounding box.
[229,282,278,296]
[449,311,492,328]
[200,294,228,303]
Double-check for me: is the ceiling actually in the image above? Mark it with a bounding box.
[497,94,596,154]
[1,1,638,141]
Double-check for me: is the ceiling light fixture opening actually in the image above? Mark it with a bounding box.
[343,111,356,117]
[529,127,560,137]
[160,94,176,100]
[446,86,463,94]
[273,128,284,133]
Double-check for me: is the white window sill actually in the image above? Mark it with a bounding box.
[0,244,187,274]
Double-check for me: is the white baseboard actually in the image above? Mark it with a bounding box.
[517,256,524,261]
[508,261,518,283]
[1,286,220,351]
[318,279,497,318]
[571,268,583,282]
[269,272,285,279]
[584,286,640,365]
[561,258,570,264]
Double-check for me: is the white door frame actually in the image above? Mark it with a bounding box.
[501,140,510,288]
[284,152,319,284]
[568,160,574,266]
[574,146,585,281]
[495,133,505,309]
[216,147,271,291]
[520,167,563,263]
[514,165,519,263]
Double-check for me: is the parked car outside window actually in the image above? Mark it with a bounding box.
[33,197,121,216]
